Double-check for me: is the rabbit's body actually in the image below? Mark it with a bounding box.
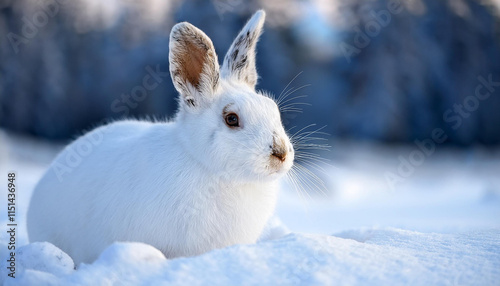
[28,11,293,265]
[29,120,278,264]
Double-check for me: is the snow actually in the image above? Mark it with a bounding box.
[0,242,74,278]
[3,230,500,285]
[1,131,500,285]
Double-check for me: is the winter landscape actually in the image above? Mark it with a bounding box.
[0,131,499,285]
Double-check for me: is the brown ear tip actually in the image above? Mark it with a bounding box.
[171,22,195,36]
[175,22,192,28]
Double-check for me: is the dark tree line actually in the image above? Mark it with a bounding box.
[1,0,499,145]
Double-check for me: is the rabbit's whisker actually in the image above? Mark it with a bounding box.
[277,84,311,108]
[276,71,303,104]
[286,167,309,210]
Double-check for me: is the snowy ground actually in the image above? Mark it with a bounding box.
[1,130,499,285]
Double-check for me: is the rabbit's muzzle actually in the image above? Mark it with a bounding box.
[271,136,288,162]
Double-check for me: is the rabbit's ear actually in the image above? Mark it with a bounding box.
[169,22,220,109]
[221,10,265,90]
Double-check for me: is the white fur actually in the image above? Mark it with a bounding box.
[221,10,265,88]
[27,10,294,265]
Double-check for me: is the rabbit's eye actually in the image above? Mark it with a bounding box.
[225,113,239,127]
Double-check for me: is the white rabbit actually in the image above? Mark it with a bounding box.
[27,10,294,265]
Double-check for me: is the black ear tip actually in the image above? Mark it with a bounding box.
[254,10,266,19]
[251,10,266,26]
[241,10,265,39]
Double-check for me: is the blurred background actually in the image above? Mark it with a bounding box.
[1,0,500,144]
[0,0,500,235]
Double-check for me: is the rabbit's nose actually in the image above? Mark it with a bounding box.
[272,149,286,162]
[271,138,287,162]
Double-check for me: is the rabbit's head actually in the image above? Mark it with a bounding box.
[169,10,294,182]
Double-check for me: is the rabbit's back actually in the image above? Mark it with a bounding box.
[27,120,184,263]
